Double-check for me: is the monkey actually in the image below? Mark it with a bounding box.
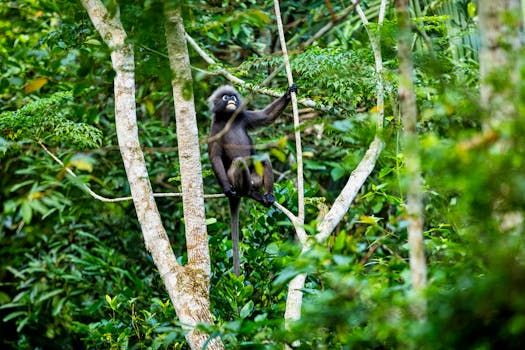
[208,84,297,276]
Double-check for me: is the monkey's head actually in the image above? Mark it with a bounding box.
[208,85,242,115]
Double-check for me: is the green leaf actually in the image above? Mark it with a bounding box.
[270,148,287,163]
[21,201,32,223]
[239,300,254,319]
[331,166,346,181]
[2,310,26,322]
[467,2,477,17]
[36,289,62,304]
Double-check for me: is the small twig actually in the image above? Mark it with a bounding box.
[300,0,362,49]
[139,45,169,59]
[324,0,337,22]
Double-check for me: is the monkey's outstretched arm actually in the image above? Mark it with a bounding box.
[244,84,297,128]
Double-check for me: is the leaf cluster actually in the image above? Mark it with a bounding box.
[0,92,102,151]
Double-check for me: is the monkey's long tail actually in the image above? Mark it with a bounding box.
[229,196,242,277]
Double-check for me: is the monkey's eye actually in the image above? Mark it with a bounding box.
[222,95,229,101]
[231,96,237,102]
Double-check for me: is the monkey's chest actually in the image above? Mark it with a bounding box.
[222,130,254,158]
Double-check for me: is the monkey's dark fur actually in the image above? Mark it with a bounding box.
[208,84,297,276]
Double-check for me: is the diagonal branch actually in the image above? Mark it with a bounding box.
[316,0,387,242]
[185,33,322,110]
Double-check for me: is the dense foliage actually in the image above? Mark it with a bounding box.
[1,0,524,349]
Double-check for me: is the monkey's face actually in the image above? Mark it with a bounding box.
[221,94,239,112]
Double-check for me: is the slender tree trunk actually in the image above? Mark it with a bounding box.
[164,3,210,276]
[396,0,427,316]
[163,4,223,349]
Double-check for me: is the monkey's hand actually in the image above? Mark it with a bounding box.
[286,84,298,97]
[262,193,275,207]
[224,186,237,198]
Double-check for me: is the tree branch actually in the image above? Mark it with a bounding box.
[38,141,225,202]
[299,0,363,49]
[316,0,387,241]
[185,33,322,110]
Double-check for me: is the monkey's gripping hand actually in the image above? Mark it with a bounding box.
[224,186,237,198]
[286,84,298,98]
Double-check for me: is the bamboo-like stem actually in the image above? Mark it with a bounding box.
[274,0,305,228]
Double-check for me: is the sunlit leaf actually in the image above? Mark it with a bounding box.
[239,300,254,319]
[270,148,286,163]
[69,154,95,173]
[467,2,477,17]
[24,77,48,94]
[254,160,263,177]
[145,100,155,116]
[21,201,32,223]
[358,215,381,225]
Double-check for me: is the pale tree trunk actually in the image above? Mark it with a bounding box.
[163,3,210,277]
[163,5,223,348]
[478,0,521,110]
[395,0,427,317]
[80,1,222,348]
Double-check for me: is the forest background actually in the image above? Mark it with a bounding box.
[1,0,525,349]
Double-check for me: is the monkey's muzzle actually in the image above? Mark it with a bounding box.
[226,101,237,111]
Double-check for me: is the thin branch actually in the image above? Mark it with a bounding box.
[316,136,384,242]
[396,0,427,316]
[274,0,305,225]
[38,140,131,203]
[39,140,225,202]
[324,0,337,22]
[41,141,300,235]
[185,33,322,110]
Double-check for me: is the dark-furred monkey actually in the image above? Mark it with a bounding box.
[208,84,297,276]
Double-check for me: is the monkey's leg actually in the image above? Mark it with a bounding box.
[245,158,274,207]
[227,157,251,194]
[261,158,275,206]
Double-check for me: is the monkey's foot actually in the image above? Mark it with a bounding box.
[262,193,275,207]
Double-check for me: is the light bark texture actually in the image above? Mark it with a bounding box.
[396,0,427,316]
[163,4,223,349]
[274,0,305,224]
[164,4,210,277]
[81,1,222,348]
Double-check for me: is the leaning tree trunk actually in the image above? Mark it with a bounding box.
[81,1,223,348]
